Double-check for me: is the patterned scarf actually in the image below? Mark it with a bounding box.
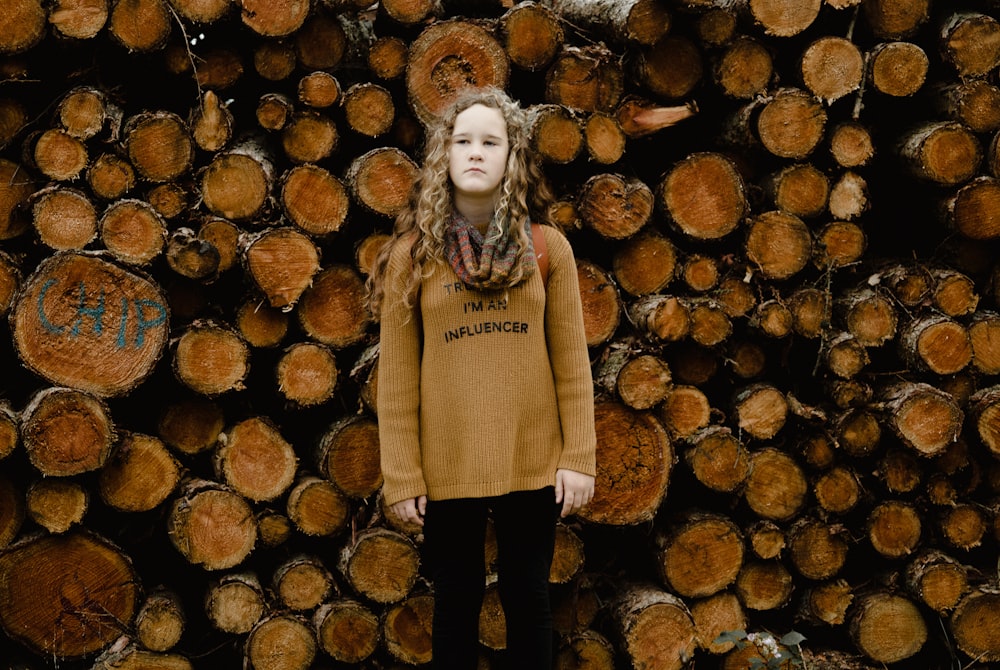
[444,210,535,290]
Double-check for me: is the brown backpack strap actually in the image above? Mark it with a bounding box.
[531,223,549,289]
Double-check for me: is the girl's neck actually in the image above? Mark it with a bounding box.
[454,195,496,232]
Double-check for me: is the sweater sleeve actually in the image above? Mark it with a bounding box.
[543,227,597,476]
[376,240,427,506]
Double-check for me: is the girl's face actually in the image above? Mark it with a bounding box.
[448,104,510,207]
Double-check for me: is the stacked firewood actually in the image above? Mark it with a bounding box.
[1,0,1000,668]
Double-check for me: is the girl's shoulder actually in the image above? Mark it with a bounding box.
[537,223,573,259]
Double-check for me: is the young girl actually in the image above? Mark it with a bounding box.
[368,86,596,669]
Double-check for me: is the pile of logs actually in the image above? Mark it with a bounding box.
[2,0,1000,668]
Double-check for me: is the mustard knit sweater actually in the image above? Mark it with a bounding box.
[377,225,597,506]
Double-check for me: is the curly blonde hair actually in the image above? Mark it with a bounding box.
[367,86,555,317]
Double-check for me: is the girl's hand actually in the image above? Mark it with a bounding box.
[391,495,427,526]
[555,469,595,518]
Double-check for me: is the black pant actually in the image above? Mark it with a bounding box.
[422,487,559,670]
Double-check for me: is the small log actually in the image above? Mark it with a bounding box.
[612,584,697,670]
[253,40,297,82]
[579,173,653,240]
[714,275,757,318]
[26,478,88,534]
[578,401,672,525]
[147,183,189,220]
[878,448,922,494]
[242,227,321,309]
[838,286,898,347]
[824,332,869,379]
[236,298,289,348]
[244,614,316,670]
[656,512,744,598]
[749,0,820,37]
[945,176,1000,241]
[215,416,298,503]
[168,0,231,23]
[660,152,747,241]
[868,41,928,97]
[317,415,382,499]
[743,447,807,521]
[32,128,88,181]
[950,589,1000,663]
[799,431,838,469]
[898,121,981,186]
[166,227,220,281]
[756,87,827,160]
[906,551,969,614]
[256,92,294,131]
[297,71,341,109]
[272,554,334,611]
[577,259,621,347]
[936,80,1000,134]
[657,384,711,440]
[339,527,420,604]
[629,295,689,342]
[829,121,875,168]
[346,147,418,218]
[713,36,773,99]
[286,475,351,537]
[746,209,813,281]
[100,198,167,266]
[342,82,395,137]
[969,312,1000,374]
[197,217,241,274]
[542,0,669,46]
[939,12,1000,78]
[835,407,882,457]
[801,36,864,103]
[205,572,266,634]
[528,104,583,164]
[849,592,927,663]
[157,396,224,456]
[135,588,185,653]
[555,630,616,669]
[765,163,829,219]
[167,479,257,570]
[49,0,109,41]
[550,523,586,584]
[0,531,140,659]
[276,342,338,407]
[404,19,510,124]
[500,2,563,71]
[107,0,172,52]
[734,560,794,610]
[368,36,409,79]
[684,426,750,493]
[868,500,922,558]
[898,314,972,375]
[787,518,848,580]
[22,387,115,477]
[746,521,785,560]
[383,593,434,665]
[123,112,194,183]
[726,340,766,379]
[680,254,720,293]
[545,44,624,113]
[751,299,792,338]
[296,263,371,349]
[827,172,868,221]
[200,145,273,221]
[190,90,233,153]
[862,0,930,39]
[930,268,978,317]
[92,644,193,670]
[695,7,737,47]
[632,35,703,101]
[815,220,866,270]
[613,229,677,297]
[31,186,98,251]
[813,465,861,515]
[734,383,787,441]
[879,382,963,456]
[690,591,746,654]
[800,579,854,626]
[87,153,137,201]
[313,599,380,664]
[172,320,250,395]
[57,86,113,140]
[239,0,309,37]
[257,509,293,547]
[98,432,180,513]
[939,504,987,551]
